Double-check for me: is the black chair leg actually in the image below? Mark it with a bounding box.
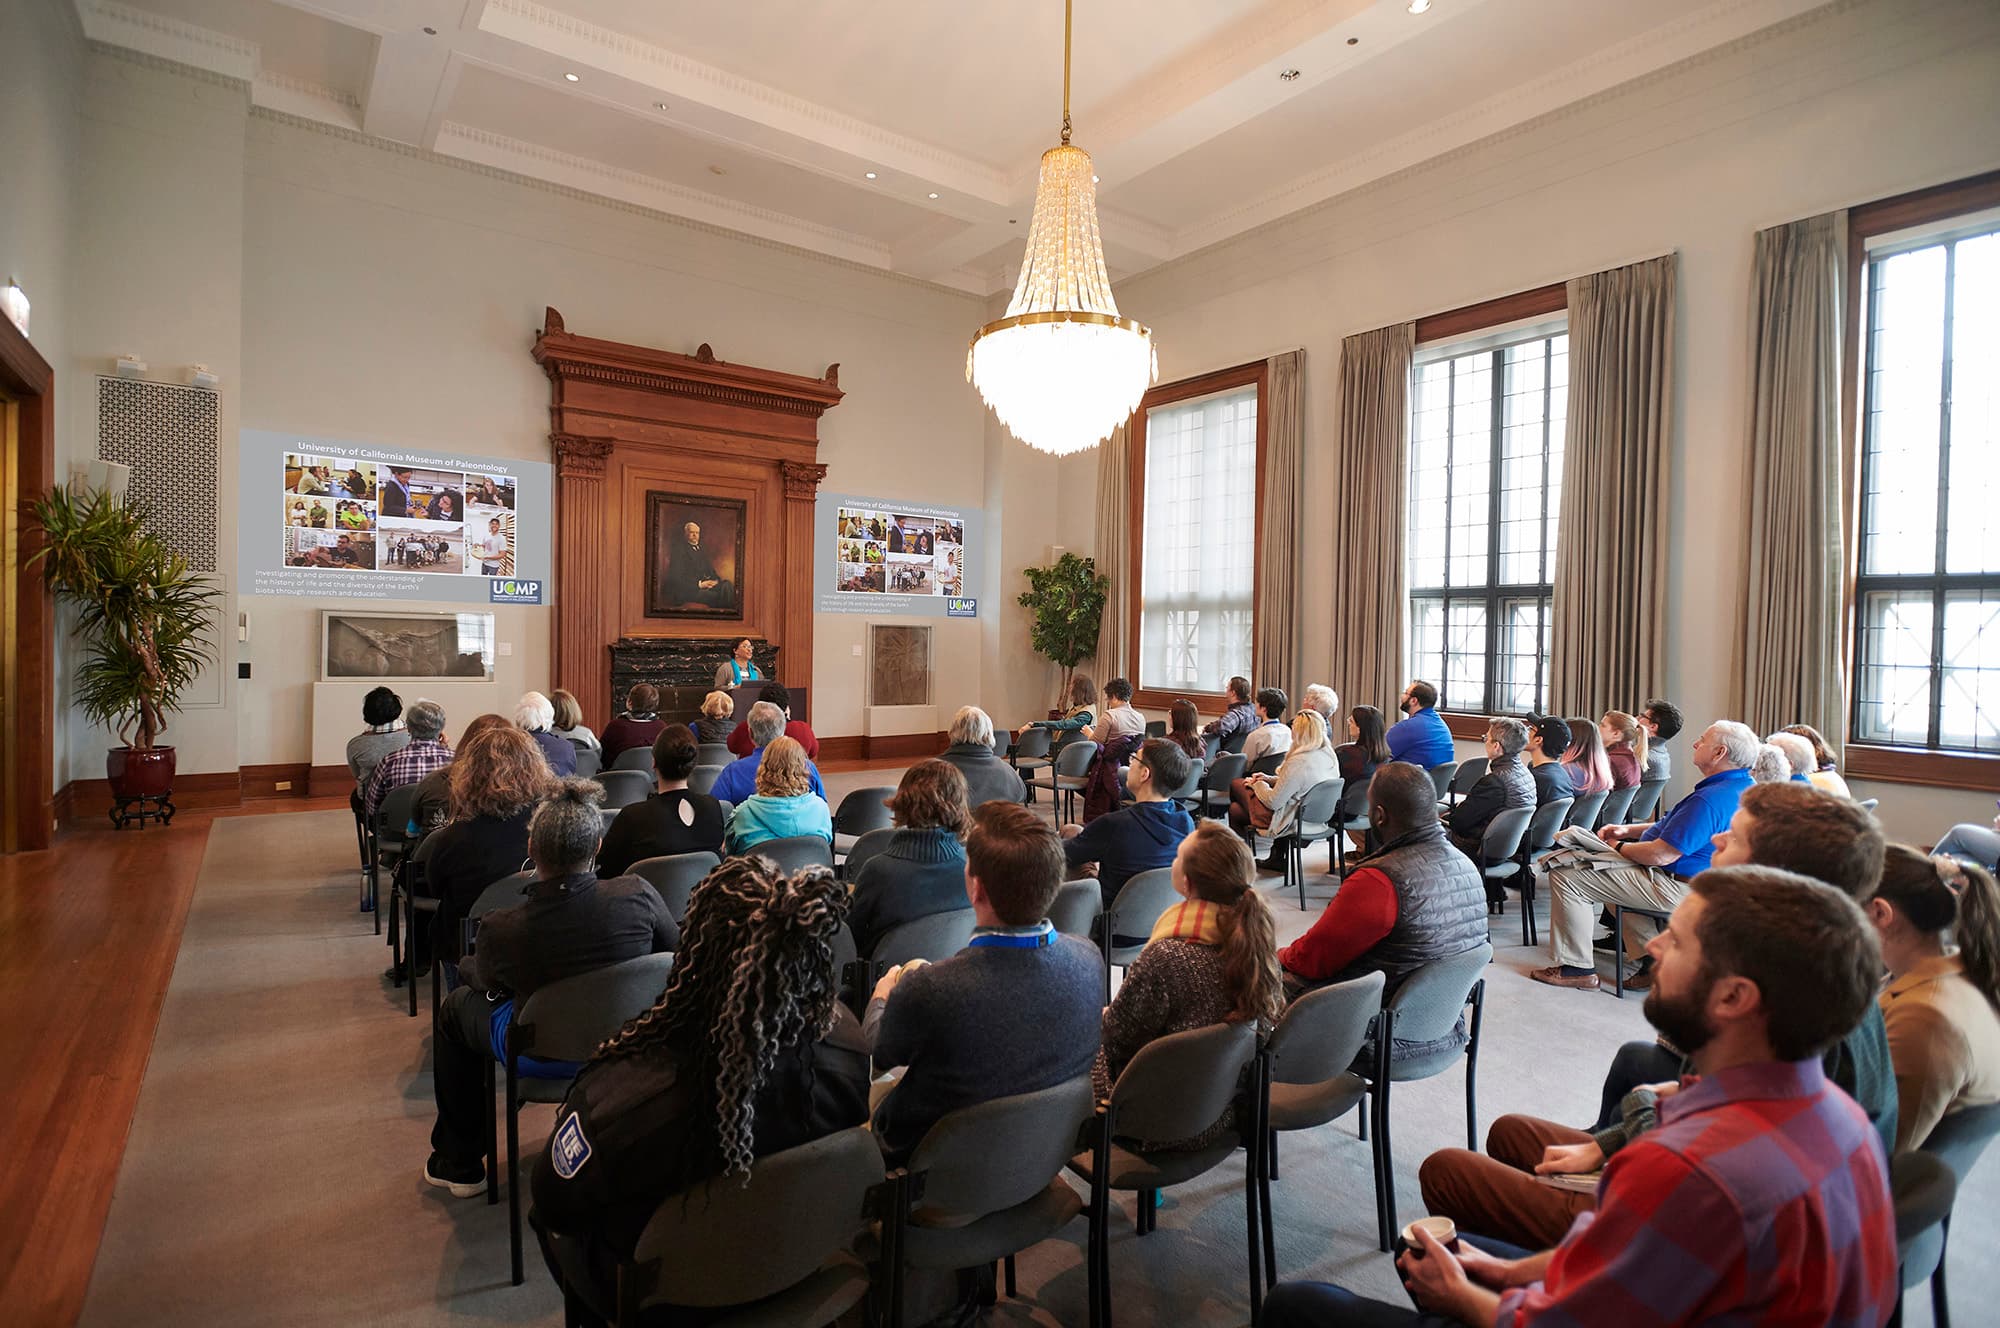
[1268,1128,1279,1181]
[1357,1087,1367,1142]
[1935,1217,1952,1328]
[1612,905,1626,998]
[483,1057,499,1207]
[506,1054,524,1286]
[406,890,419,1018]
[1003,1253,1016,1299]
[1373,1082,1394,1252]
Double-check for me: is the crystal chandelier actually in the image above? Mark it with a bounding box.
[967,0,1156,457]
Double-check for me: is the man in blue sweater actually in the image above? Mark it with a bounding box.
[1061,738,1196,911]
[1386,679,1455,768]
[864,800,1102,1165]
[711,701,825,806]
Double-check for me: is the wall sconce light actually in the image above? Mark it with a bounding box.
[115,355,147,378]
[0,281,28,337]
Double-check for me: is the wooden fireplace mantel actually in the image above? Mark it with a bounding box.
[533,308,841,725]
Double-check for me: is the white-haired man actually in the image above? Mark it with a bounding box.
[940,705,1027,807]
[1301,684,1339,736]
[1532,720,1759,992]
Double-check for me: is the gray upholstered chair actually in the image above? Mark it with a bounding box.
[696,741,734,768]
[1890,1150,1958,1328]
[1426,761,1459,800]
[743,834,836,874]
[1508,796,1572,947]
[611,746,656,774]
[1267,777,1343,911]
[626,850,719,925]
[1008,727,1053,797]
[1101,867,1180,1002]
[1902,1099,2000,1328]
[370,781,424,933]
[687,763,724,796]
[573,1125,887,1328]
[1332,772,1375,877]
[1247,752,1283,778]
[1474,807,1533,919]
[1048,879,1105,939]
[1442,758,1487,809]
[1258,970,1387,1281]
[1067,1021,1265,1328]
[1366,943,1492,1251]
[596,769,653,809]
[1159,756,1206,814]
[1197,753,1247,819]
[839,827,898,884]
[832,786,896,862]
[1627,776,1669,821]
[495,952,676,1285]
[1564,788,1608,833]
[1028,740,1098,823]
[1594,783,1638,829]
[886,1076,1097,1328]
[867,908,977,971]
[571,743,601,778]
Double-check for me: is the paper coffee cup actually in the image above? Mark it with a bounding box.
[1402,1215,1457,1249]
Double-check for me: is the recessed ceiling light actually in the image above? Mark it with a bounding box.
[653,101,668,110]
[709,164,726,176]
[1347,36,1360,45]
[865,171,878,179]
[422,26,437,36]
[1278,68,1301,81]
[927,191,940,199]
[563,71,580,82]
[1409,0,1432,12]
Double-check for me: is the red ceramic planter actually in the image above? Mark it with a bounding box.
[107,745,176,799]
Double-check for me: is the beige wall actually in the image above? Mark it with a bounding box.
[1053,0,2000,845]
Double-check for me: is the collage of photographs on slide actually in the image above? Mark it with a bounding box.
[283,457,517,579]
[836,506,964,597]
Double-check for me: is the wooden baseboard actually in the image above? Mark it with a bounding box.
[55,771,245,825]
[241,763,312,800]
[817,732,947,762]
[307,764,354,799]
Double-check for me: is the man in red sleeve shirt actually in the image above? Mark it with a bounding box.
[1278,762,1487,1064]
[1261,864,1897,1328]
[724,681,820,760]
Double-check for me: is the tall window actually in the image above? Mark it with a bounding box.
[1133,374,1260,695]
[1406,329,1567,715]
[1852,219,2000,753]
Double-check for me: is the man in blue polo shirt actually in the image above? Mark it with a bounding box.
[1386,679,1455,768]
[1531,719,1758,992]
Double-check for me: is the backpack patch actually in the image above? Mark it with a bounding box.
[551,1110,592,1179]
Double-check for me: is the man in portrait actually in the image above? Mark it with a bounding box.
[664,520,736,608]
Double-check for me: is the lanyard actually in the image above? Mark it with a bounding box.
[967,925,1055,950]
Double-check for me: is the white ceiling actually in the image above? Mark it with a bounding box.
[73,0,1839,293]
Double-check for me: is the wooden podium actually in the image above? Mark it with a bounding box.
[728,682,807,724]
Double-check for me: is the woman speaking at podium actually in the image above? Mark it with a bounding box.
[713,636,763,690]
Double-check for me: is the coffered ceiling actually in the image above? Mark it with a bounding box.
[72,0,1838,293]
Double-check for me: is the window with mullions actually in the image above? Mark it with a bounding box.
[1852,222,2000,754]
[1407,331,1567,715]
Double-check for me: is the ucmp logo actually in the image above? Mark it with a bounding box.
[945,598,977,618]
[489,578,544,604]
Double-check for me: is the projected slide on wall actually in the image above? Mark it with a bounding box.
[814,491,982,617]
[241,429,552,606]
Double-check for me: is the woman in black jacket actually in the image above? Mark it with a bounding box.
[423,726,557,967]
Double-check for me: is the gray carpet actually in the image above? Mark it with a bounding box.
[80,786,1993,1326]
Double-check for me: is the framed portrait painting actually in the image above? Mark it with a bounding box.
[646,491,747,620]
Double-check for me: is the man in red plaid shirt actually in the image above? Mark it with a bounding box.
[1263,864,1898,1328]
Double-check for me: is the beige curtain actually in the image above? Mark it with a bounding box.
[1092,421,1131,682]
[1328,324,1415,714]
[1736,216,1846,754]
[1255,350,1306,706]
[1549,254,1677,715]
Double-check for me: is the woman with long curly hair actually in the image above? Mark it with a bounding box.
[529,857,868,1320]
[1094,819,1285,1150]
[421,724,557,966]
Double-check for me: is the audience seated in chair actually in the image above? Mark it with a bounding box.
[408,713,509,836]
[711,702,826,807]
[1531,720,1757,993]
[1095,821,1284,1151]
[514,690,577,777]
[1277,763,1487,1071]
[1230,710,1337,873]
[598,684,665,767]
[1386,680,1454,769]
[938,705,1027,808]
[724,736,833,856]
[1017,673,1098,743]
[1082,675,1146,746]
[1558,715,1611,798]
[1749,741,1791,785]
[1201,675,1259,745]
[1866,847,2000,1152]
[1301,683,1340,746]
[1444,718,1534,865]
[693,689,734,746]
[1239,687,1293,767]
[1638,697,1683,784]
[1782,723,1850,799]
[528,858,866,1320]
[864,801,1102,1166]
[848,760,972,958]
[1764,731,1818,787]
[1336,703,1393,852]
[1523,716,1575,805]
[1422,781,1896,1250]
[1265,866,1897,1328]
[724,681,819,760]
[548,688,599,754]
[1163,698,1207,761]
[595,724,725,878]
[422,726,559,970]
[364,699,452,818]
[347,685,409,818]
[423,780,678,1200]
[1933,810,2000,872]
[1598,711,1644,791]
[1061,738,1196,910]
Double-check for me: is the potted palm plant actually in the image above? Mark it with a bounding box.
[30,484,219,822]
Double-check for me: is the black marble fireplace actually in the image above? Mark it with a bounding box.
[608,637,799,722]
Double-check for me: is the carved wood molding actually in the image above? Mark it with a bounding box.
[551,432,616,477]
[780,461,829,500]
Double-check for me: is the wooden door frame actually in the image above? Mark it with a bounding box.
[0,314,56,851]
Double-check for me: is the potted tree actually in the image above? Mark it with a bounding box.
[1016,551,1108,716]
[30,484,219,825]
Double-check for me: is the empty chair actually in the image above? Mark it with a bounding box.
[626,850,719,924]
[1442,758,1487,810]
[1048,880,1105,938]
[1474,807,1533,920]
[1028,740,1098,823]
[553,1125,885,1328]
[1565,788,1608,833]
[1890,1150,1958,1328]
[868,907,978,971]
[1267,777,1343,911]
[571,744,601,778]
[1100,867,1182,1002]
[839,826,898,884]
[1366,943,1492,1251]
[611,745,656,774]
[1258,970,1386,1282]
[696,741,734,768]
[831,786,895,859]
[687,763,724,796]
[1627,776,1669,822]
[494,953,677,1284]
[1198,753,1248,819]
[742,834,835,874]
[1426,762,1459,801]
[596,769,652,809]
[1144,720,1166,739]
[395,832,443,1018]
[886,1077,1097,1328]
[1332,774,1375,878]
[1594,783,1638,829]
[1506,798,1572,947]
[369,782,424,933]
[1009,727,1054,799]
[1068,1021,1265,1328]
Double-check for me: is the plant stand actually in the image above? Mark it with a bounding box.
[110,792,175,829]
